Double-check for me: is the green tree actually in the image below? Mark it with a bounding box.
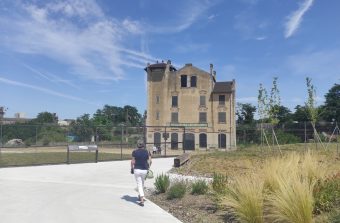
[273,105,293,124]
[236,103,256,124]
[320,83,340,122]
[69,114,94,142]
[292,105,310,122]
[31,112,58,124]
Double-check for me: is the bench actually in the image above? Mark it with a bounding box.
[67,144,98,164]
[174,153,190,167]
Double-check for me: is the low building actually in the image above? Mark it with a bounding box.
[145,60,236,150]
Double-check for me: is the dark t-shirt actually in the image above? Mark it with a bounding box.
[132,148,149,170]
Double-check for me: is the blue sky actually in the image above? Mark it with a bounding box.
[0,0,339,120]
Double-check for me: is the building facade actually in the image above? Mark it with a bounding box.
[145,60,236,150]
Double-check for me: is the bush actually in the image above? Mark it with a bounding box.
[154,173,170,193]
[314,173,340,214]
[212,172,228,194]
[267,129,301,144]
[167,180,187,200]
[191,179,209,195]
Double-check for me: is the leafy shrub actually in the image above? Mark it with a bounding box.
[167,180,187,200]
[313,172,340,214]
[212,172,228,194]
[154,173,170,193]
[191,179,209,195]
[267,129,301,144]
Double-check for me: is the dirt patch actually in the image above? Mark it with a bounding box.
[146,189,237,223]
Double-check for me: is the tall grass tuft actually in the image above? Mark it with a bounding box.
[212,172,228,194]
[266,174,315,223]
[154,173,170,193]
[264,152,318,223]
[222,175,264,223]
[191,179,209,195]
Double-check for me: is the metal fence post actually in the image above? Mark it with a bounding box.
[120,124,123,160]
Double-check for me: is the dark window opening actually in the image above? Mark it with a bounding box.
[190,76,197,87]
[199,133,207,148]
[181,75,187,87]
[171,133,178,149]
[200,95,206,107]
[219,95,225,105]
[218,112,226,123]
[199,112,207,123]
[172,96,178,107]
[171,112,178,123]
[218,133,226,148]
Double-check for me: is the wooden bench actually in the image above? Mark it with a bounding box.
[174,153,190,167]
[67,144,98,164]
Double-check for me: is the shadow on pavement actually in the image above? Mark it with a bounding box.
[121,195,140,206]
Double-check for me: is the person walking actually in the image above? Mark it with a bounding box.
[131,139,152,206]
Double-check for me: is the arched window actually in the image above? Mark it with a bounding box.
[199,133,207,148]
[183,133,195,150]
[218,133,226,148]
[154,132,161,147]
[171,133,178,149]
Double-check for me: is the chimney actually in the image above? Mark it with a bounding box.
[213,71,216,79]
[167,60,171,65]
[210,64,213,75]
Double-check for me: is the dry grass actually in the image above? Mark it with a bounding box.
[222,175,264,223]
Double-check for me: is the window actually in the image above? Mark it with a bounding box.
[190,76,197,87]
[219,95,225,105]
[171,112,178,123]
[199,133,207,148]
[172,96,178,107]
[200,95,206,107]
[156,95,160,104]
[218,133,226,148]
[171,133,178,149]
[218,112,226,123]
[199,112,207,123]
[156,111,160,120]
[181,75,187,87]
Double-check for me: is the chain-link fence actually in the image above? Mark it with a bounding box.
[0,122,339,167]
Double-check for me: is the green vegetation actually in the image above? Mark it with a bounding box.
[167,180,187,200]
[212,172,228,194]
[154,173,170,193]
[191,179,209,195]
[0,151,130,167]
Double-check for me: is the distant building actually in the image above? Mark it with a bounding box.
[145,60,236,150]
[14,112,26,119]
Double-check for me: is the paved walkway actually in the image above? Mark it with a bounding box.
[0,158,182,223]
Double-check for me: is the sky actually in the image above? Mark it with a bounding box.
[0,0,339,120]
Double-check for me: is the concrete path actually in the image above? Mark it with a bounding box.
[0,158,182,223]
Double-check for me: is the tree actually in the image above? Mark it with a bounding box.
[69,114,94,142]
[236,103,256,125]
[273,105,293,124]
[292,105,310,122]
[320,83,340,122]
[32,112,58,124]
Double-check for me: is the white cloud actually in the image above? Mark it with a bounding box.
[0,0,154,82]
[255,36,267,41]
[148,1,214,33]
[0,76,95,105]
[284,0,314,38]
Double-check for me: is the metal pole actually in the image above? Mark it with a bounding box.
[120,125,123,160]
[304,121,307,152]
[164,126,167,157]
[183,127,186,153]
[35,125,38,146]
[0,124,2,147]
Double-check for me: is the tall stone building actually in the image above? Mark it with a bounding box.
[145,60,236,150]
